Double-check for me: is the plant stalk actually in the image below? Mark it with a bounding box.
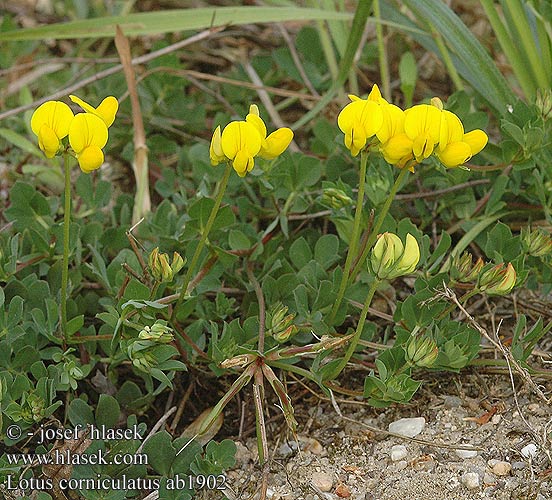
[350,166,409,281]
[329,150,369,324]
[60,153,72,343]
[171,162,232,322]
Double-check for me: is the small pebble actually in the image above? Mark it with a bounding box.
[388,417,426,438]
[311,471,334,492]
[512,461,526,470]
[461,472,480,490]
[444,395,462,408]
[455,446,478,459]
[491,461,512,476]
[335,484,351,498]
[483,472,496,485]
[521,443,537,459]
[390,444,408,462]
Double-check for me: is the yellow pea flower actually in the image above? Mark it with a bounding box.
[246,105,294,160]
[220,121,262,177]
[30,101,74,158]
[403,104,443,162]
[436,109,488,168]
[337,98,384,157]
[68,113,108,173]
[376,104,414,168]
[69,94,118,127]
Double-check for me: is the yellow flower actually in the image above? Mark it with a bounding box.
[246,105,294,160]
[220,121,262,177]
[436,110,488,168]
[68,113,108,173]
[337,96,384,157]
[404,104,442,162]
[30,101,74,158]
[376,104,414,168]
[69,94,118,127]
[209,125,226,166]
[370,232,420,280]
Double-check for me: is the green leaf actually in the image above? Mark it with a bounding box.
[68,398,95,426]
[143,430,176,476]
[0,128,42,157]
[228,229,251,250]
[314,234,340,270]
[289,237,313,269]
[95,394,121,429]
[66,315,84,337]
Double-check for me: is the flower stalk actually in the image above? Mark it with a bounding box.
[171,161,232,322]
[329,150,369,324]
[60,153,72,343]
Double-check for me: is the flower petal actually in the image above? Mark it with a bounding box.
[31,101,73,139]
[69,113,108,154]
[437,141,472,168]
[77,145,104,173]
[260,128,294,159]
[209,125,225,166]
[221,121,261,160]
[38,124,61,158]
[463,129,488,156]
[96,96,119,127]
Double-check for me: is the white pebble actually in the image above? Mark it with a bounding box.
[390,444,408,461]
[388,417,426,438]
[455,447,478,459]
[311,471,333,492]
[461,472,480,490]
[521,443,537,459]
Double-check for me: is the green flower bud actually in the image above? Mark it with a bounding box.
[321,187,353,209]
[370,232,420,280]
[478,263,516,296]
[131,351,157,372]
[158,253,173,282]
[536,88,552,121]
[171,252,185,275]
[273,324,298,343]
[452,252,484,282]
[139,320,174,343]
[405,336,438,368]
[521,228,552,257]
[148,247,163,281]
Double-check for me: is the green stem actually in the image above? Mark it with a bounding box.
[60,154,72,343]
[327,278,380,380]
[350,166,409,281]
[329,150,369,324]
[170,162,232,322]
[374,0,391,100]
[432,27,464,92]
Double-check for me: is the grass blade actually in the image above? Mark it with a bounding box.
[398,0,516,115]
[0,6,351,41]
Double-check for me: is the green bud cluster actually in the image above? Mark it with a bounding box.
[321,187,353,209]
[139,320,174,344]
[405,336,438,368]
[451,252,484,283]
[148,247,185,282]
[266,303,298,343]
[521,228,552,257]
[478,263,516,296]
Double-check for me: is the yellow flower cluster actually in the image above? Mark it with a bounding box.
[210,105,294,177]
[337,85,488,170]
[30,95,118,173]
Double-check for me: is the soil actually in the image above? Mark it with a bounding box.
[223,372,552,500]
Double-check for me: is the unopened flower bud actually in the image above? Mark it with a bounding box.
[536,88,552,121]
[370,232,420,280]
[452,252,484,282]
[171,252,185,274]
[220,354,255,369]
[321,187,353,209]
[405,336,438,368]
[139,320,174,343]
[479,263,516,295]
[521,228,552,257]
[148,247,162,281]
[273,324,298,343]
[158,253,173,282]
[132,351,157,372]
[430,97,444,110]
